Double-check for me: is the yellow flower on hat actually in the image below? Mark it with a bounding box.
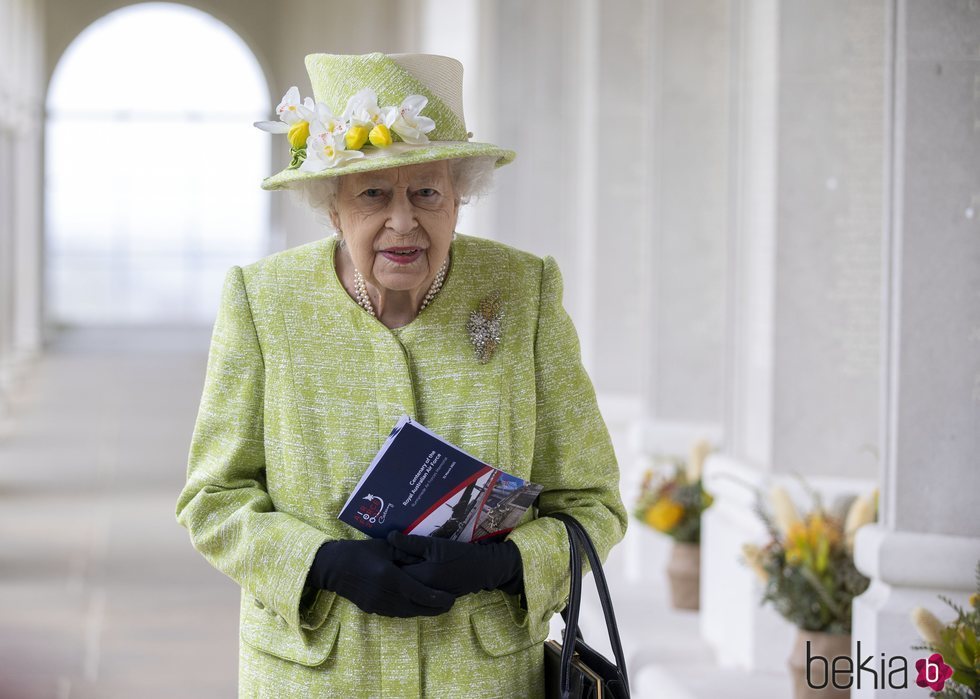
[345,125,369,150]
[287,121,310,149]
[256,89,357,164]
[369,124,393,148]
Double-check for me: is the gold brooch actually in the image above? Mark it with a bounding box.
[467,291,503,363]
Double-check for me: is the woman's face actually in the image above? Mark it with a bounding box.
[331,161,459,295]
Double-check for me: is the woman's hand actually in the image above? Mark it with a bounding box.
[307,538,456,617]
[387,531,524,598]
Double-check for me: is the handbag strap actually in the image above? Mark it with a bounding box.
[557,514,583,698]
[564,515,630,689]
[550,512,631,696]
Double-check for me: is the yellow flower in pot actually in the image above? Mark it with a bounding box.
[644,498,684,532]
[633,439,716,610]
[740,480,877,699]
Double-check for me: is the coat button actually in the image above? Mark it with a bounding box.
[253,598,265,610]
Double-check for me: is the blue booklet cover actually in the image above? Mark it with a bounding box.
[338,414,543,542]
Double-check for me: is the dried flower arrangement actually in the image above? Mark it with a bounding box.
[910,562,980,698]
[633,439,714,544]
[741,481,877,634]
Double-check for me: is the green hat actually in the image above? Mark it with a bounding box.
[255,52,516,190]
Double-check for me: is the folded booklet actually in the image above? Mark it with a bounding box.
[338,414,543,543]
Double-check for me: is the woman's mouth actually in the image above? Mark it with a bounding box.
[380,248,424,264]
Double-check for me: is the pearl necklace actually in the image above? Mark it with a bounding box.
[353,252,450,318]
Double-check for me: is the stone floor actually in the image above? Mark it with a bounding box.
[0,326,790,699]
[0,327,239,699]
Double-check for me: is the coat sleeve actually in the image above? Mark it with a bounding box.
[504,255,629,632]
[175,265,333,638]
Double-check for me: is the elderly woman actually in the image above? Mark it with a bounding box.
[175,52,627,698]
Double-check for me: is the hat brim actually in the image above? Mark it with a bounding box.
[260,140,516,191]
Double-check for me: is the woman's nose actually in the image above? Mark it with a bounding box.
[386,191,417,234]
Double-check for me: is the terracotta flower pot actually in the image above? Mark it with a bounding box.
[787,629,851,699]
[666,541,700,610]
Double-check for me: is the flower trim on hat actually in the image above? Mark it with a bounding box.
[254,86,437,173]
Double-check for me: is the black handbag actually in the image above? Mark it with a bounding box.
[543,513,630,699]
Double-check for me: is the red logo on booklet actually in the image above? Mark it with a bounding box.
[356,494,385,527]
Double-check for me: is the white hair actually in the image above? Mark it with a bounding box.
[287,155,498,231]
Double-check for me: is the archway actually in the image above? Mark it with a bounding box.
[45,2,270,325]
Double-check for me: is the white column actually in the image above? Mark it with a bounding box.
[0,0,19,424]
[628,0,731,506]
[0,129,13,425]
[702,0,884,670]
[852,1,980,695]
[12,0,44,370]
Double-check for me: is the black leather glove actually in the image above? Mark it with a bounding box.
[306,538,457,618]
[387,531,524,598]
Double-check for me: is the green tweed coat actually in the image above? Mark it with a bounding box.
[175,232,628,698]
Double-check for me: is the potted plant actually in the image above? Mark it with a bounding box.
[634,439,714,610]
[910,561,980,698]
[741,483,877,699]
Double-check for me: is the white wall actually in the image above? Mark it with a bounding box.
[0,0,45,424]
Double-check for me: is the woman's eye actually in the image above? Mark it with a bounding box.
[416,188,438,198]
[362,189,384,198]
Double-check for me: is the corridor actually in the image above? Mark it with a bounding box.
[2,0,977,696]
[0,328,238,698]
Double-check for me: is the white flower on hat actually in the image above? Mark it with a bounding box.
[299,121,365,172]
[254,87,311,131]
[254,86,316,148]
[343,88,396,127]
[391,95,436,145]
[255,77,448,178]
[309,101,347,138]
[343,88,398,148]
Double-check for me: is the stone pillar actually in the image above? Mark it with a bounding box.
[851,1,980,696]
[701,0,884,670]
[625,0,731,584]
[0,0,45,430]
[12,0,44,367]
[0,130,12,424]
[0,1,15,422]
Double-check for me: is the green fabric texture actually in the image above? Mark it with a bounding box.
[260,52,516,191]
[306,53,467,141]
[175,233,627,697]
